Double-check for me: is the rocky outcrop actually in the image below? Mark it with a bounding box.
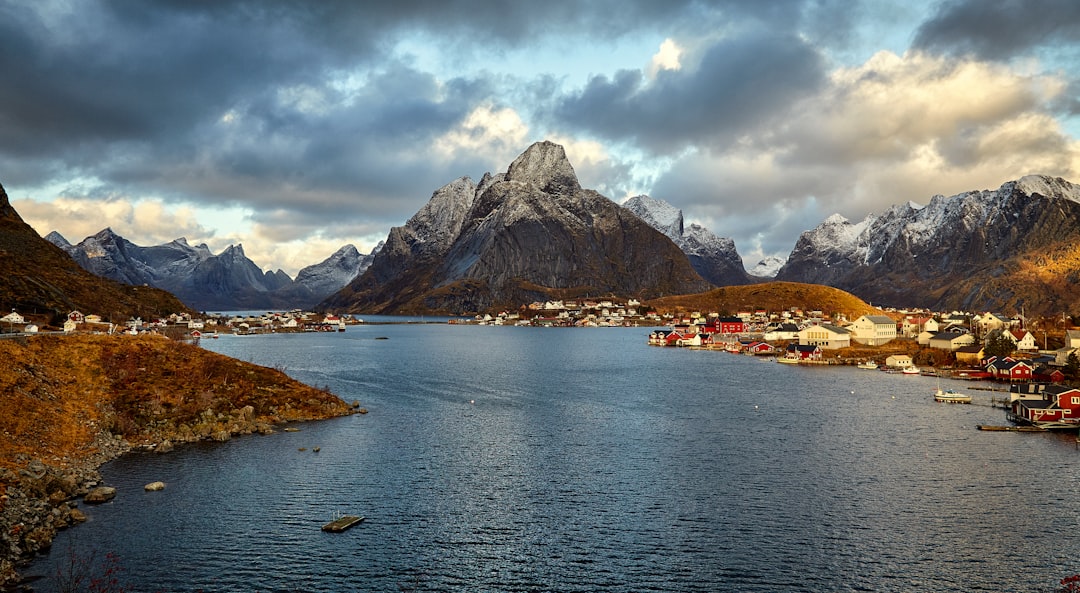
[775,175,1080,314]
[322,141,710,314]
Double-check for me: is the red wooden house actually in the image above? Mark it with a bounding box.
[784,343,822,361]
[988,359,1033,382]
[704,317,744,334]
[1009,385,1080,426]
[745,341,776,356]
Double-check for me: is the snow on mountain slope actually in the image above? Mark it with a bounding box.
[622,195,750,286]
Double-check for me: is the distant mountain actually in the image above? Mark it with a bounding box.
[622,195,751,286]
[0,182,191,323]
[322,141,711,314]
[268,244,378,309]
[749,256,786,278]
[775,175,1080,315]
[48,230,374,311]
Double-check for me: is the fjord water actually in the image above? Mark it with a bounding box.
[30,325,1080,592]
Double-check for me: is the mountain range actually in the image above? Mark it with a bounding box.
[13,138,1080,318]
[0,182,191,322]
[323,141,712,314]
[776,175,1080,315]
[47,230,375,311]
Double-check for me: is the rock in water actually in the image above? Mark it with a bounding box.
[84,486,117,504]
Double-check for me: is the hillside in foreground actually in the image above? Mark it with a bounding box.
[0,334,357,585]
[644,281,884,320]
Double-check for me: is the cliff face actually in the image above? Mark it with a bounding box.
[323,141,710,314]
[776,175,1080,314]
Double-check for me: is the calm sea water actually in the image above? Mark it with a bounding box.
[27,325,1080,592]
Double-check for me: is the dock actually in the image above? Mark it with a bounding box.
[976,425,1047,432]
[322,515,364,532]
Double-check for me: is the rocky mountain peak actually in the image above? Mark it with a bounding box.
[0,182,16,220]
[504,140,581,196]
[322,141,709,314]
[44,231,71,248]
[1013,174,1080,202]
[622,194,749,286]
[623,195,683,239]
[777,174,1080,313]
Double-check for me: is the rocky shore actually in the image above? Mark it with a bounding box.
[0,334,359,587]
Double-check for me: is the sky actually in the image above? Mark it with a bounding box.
[3,0,1079,276]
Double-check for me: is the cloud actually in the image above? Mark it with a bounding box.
[552,30,828,154]
[13,196,211,248]
[650,50,1080,263]
[647,39,683,79]
[913,0,1080,61]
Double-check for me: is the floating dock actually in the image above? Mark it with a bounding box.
[322,515,364,532]
[976,425,1046,432]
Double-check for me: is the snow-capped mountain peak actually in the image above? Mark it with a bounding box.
[622,194,749,286]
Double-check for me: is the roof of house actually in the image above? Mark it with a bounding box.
[863,315,896,324]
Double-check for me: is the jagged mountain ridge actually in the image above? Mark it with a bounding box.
[0,182,192,321]
[322,141,711,314]
[48,230,374,311]
[622,195,751,286]
[776,175,1080,314]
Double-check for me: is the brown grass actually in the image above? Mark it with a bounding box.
[644,281,885,319]
[0,334,353,473]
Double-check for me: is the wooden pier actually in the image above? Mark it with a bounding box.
[322,515,364,532]
[976,425,1046,432]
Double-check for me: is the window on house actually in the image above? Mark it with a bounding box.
[1072,396,1080,406]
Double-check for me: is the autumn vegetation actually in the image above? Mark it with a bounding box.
[644,281,885,320]
[0,334,355,473]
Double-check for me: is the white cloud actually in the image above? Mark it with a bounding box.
[15,196,213,248]
[434,103,530,167]
[653,50,1080,261]
[647,38,683,79]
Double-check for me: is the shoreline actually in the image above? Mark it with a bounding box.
[0,334,359,588]
[2,410,357,589]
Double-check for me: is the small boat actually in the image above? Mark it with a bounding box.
[322,515,364,532]
[934,388,972,404]
[901,366,920,375]
[856,361,878,370]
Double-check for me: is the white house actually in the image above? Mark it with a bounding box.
[902,316,939,338]
[849,315,897,346]
[63,319,78,333]
[1,311,25,325]
[886,354,913,369]
[763,323,800,341]
[929,331,976,351]
[798,324,851,350]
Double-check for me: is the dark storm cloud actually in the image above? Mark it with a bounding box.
[551,31,827,154]
[913,0,1080,60]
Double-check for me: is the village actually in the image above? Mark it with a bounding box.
[646,307,1080,430]
[0,309,359,337]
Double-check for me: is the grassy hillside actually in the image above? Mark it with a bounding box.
[0,334,355,472]
[644,281,884,319]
